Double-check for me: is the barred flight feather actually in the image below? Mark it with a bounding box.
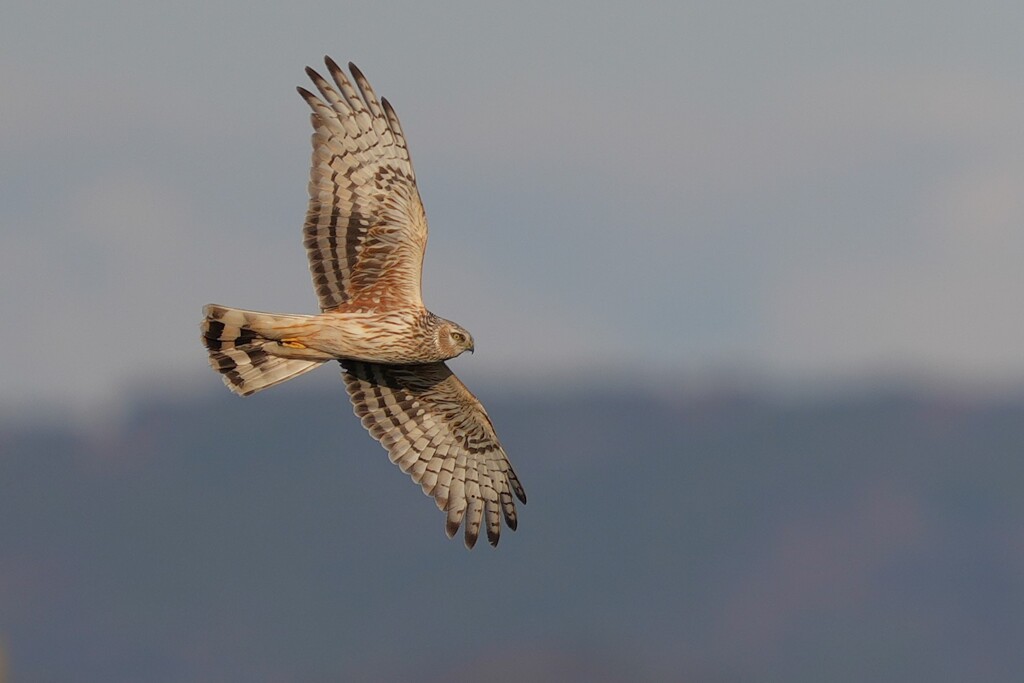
[299,59,425,313]
[341,360,525,548]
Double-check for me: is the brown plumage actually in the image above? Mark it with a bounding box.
[200,57,525,548]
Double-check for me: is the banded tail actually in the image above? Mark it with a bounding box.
[200,305,327,396]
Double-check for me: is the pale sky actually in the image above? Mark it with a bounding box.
[3,1,1024,415]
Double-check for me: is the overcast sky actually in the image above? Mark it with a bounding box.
[3,1,1024,416]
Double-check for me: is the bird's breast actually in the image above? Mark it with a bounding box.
[308,310,438,363]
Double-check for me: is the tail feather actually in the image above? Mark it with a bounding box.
[201,304,325,396]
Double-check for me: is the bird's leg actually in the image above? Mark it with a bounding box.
[280,339,307,349]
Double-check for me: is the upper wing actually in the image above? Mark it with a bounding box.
[341,360,527,548]
[298,57,428,312]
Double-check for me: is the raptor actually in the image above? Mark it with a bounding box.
[201,57,525,548]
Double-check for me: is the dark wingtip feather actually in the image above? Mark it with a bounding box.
[513,480,527,504]
[445,517,460,540]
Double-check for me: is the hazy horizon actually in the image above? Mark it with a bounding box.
[4,381,1024,682]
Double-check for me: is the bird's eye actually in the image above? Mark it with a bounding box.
[451,332,465,343]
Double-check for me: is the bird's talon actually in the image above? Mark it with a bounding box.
[281,339,306,349]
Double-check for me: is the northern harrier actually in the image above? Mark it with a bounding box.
[200,57,525,548]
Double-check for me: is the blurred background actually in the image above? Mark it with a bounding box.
[2,1,1023,681]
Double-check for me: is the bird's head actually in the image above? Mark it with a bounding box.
[436,320,475,359]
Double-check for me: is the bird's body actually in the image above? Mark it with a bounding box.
[204,305,470,367]
[200,57,524,548]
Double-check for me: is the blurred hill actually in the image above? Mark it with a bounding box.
[2,379,1023,682]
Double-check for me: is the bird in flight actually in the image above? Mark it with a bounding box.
[200,57,525,548]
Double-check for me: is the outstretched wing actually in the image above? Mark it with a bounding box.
[298,57,427,313]
[341,360,527,548]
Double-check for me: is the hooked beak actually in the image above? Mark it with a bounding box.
[468,343,475,354]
